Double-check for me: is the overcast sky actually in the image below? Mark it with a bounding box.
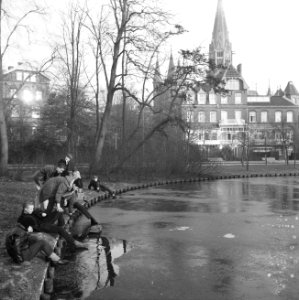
[162,0,299,95]
[8,0,299,95]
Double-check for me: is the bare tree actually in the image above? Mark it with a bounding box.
[273,119,294,165]
[89,0,131,170]
[111,48,222,171]
[83,0,185,172]
[56,3,87,155]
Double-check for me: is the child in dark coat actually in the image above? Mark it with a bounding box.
[88,175,116,198]
[18,201,88,251]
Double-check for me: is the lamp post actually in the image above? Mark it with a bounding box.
[246,125,249,171]
[264,127,267,166]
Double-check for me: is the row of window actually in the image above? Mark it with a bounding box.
[197,129,293,141]
[249,111,293,123]
[187,110,294,123]
[11,106,41,119]
[16,72,37,82]
[188,92,242,105]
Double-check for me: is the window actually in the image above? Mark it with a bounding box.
[209,93,216,104]
[221,110,227,121]
[211,131,217,140]
[210,111,217,122]
[235,93,242,104]
[36,90,42,101]
[275,131,281,140]
[226,79,240,90]
[11,107,19,118]
[16,72,22,81]
[217,51,223,58]
[186,90,195,104]
[235,110,242,120]
[287,111,293,123]
[261,111,268,123]
[198,92,206,104]
[249,111,256,123]
[32,108,40,119]
[221,96,228,104]
[198,111,205,122]
[23,72,30,81]
[275,111,282,123]
[186,111,194,122]
[9,88,17,98]
[30,74,36,82]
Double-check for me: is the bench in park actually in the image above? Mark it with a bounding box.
[262,157,276,162]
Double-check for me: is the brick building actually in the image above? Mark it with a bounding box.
[3,64,50,141]
[154,0,299,160]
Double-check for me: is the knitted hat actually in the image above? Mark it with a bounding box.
[57,159,66,168]
[66,153,73,160]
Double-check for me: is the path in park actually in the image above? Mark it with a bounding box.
[54,177,299,300]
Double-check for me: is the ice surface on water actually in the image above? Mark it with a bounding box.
[257,214,299,295]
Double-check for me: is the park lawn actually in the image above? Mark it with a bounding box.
[0,180,36,234]
[211,162,299,176]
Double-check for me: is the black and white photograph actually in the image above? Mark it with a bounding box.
[1,0,299,299]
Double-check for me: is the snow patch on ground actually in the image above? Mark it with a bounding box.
[223,233,236,239]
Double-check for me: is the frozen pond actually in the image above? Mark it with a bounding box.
[54,177,299,300]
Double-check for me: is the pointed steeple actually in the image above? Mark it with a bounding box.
[274,87,284,97]
[167,52,175,80]
[153,57,163,90]
[267,81,272,96]
[209,0,232,66]
[266,86,272,96]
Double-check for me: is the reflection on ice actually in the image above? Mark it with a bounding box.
[78,237,131,298]
[52,237,131,299]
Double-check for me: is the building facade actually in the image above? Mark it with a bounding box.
[159,0,299,160]
[3,64,50,141]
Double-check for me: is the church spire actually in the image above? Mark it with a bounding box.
[153,57,163,89]
[267,80,272,96]
[209,0,232,66]
[167,52,175,80]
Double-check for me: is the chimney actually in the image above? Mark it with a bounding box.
[237,64,242,75]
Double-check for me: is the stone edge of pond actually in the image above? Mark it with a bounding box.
[8,170,299,299]
[0,191,106,300]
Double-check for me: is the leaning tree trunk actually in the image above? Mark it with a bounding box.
[0,5,9,176]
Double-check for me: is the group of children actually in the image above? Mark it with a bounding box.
[6,153,112,266]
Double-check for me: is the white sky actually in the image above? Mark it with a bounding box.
[6,0,299,95]
[161,0,299,95]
